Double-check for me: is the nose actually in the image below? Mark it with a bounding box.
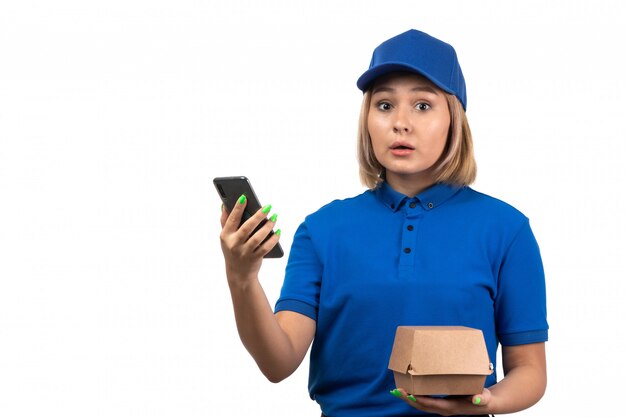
[392,107,412,134]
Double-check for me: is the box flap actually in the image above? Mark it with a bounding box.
[388,327,416,373]
[390,326,493,376]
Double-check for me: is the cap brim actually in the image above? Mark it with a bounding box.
[356,63,455,98]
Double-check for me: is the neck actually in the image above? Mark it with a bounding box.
[385,172,435,198]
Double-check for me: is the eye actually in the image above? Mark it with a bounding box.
[416,102,431,111]
[376,102,392,111]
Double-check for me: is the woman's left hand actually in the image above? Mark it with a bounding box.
[390,387,492,416]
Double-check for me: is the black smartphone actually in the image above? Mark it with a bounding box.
[213,176,284,258]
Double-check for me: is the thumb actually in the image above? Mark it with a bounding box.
[220,204,229,228]
[471,388,491,407]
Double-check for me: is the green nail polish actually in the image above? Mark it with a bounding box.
[238,194,246,204]
[275,229,281,236]
[473,397,481,405]
[390,389,402,398]
[270,213,278,222]
[407,395,417,402]
[262,204,272,214]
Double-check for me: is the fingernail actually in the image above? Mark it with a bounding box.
[275,229,281,236]
[390,389,402,398]
[407,395,417,402]
[221,203,224,212]
[262,204,272,214]
[270,213,278,222]
[473,397,481,405]
[238,194,246,204]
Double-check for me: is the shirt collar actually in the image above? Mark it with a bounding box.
[374,181,463,212]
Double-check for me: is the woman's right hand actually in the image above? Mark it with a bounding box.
[219,195,280,287]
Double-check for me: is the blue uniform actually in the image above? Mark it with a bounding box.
[275,182,549,417]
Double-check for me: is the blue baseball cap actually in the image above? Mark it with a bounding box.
[357,29,467,110]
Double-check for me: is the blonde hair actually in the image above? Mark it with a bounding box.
[357,90,477,189]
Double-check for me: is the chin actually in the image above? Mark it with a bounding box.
[386,166,431,177]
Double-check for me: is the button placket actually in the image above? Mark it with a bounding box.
[399,199,422,276]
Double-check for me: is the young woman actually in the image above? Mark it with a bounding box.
[220,29,548,417]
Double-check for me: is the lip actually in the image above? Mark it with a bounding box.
[389,141,415,156]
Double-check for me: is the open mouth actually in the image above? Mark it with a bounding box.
[390,142,415,156]
[390,142,415,151]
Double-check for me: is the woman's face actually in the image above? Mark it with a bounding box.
[367,72,450,196]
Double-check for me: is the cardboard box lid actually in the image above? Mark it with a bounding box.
[388,326,493,376]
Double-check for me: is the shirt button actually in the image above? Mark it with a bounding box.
[428,202,434,209]
[404,248,411,254]
[409,202,417,208]
[407,225,414,231]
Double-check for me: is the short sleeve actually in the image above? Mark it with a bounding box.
[495,219,549,346]
[274,221,323,321]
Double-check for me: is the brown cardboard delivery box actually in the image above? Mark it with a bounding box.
[388,326,493,395]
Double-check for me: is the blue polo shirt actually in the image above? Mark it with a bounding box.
[275,182,548,417]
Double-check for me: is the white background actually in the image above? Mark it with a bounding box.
[1,1,625,416]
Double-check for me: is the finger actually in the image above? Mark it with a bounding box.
[222,194,248,233]
[390,388,402,397]
[471,388,491,407]
[236,204,272,240]
[390,388,407,401]
[392,388,453,414]
[395,388,408,398]
[245,213,278,252]
[391,388,417,404]
[254,224,281,256]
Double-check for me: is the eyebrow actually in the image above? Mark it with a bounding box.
[371,85,440,95]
